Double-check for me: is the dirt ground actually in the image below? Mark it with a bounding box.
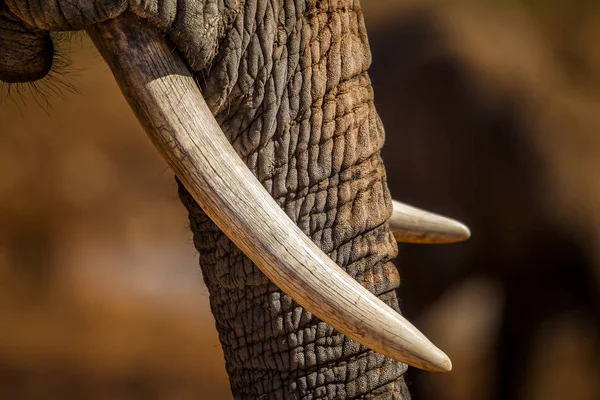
[1,1,599,399]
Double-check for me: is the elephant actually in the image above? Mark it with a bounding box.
[0,1,470,398]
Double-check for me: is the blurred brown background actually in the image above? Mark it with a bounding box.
[1,0,599,399]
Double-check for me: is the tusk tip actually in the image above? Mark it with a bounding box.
[438,354,453,373]
[390,200,472,244]
[422,348,453,373]
[447,220,471,243]
[399,324,453,373]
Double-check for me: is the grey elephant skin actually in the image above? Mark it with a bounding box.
[1,1,414,398]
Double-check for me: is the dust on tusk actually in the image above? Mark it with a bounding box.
[390,200,471,244]
[86,12,452,373]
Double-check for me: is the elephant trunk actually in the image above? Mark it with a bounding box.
[177,4,411,398]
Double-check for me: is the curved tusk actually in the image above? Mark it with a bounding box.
[391,200,471,244]
[86,13,452,373]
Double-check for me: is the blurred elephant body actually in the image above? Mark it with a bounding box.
[366,6,600,400]
[1,1,411,398]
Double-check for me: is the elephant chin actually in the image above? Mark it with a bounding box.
[87,12,467,374]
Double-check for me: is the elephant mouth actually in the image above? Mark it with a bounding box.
[84,12,469,373]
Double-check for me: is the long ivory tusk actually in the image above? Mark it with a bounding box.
[86,12,452,373]
[391,200,471,244]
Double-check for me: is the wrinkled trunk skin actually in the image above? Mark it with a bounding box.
[177,1,410,399]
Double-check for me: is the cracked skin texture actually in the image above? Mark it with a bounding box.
[1,1,410,398]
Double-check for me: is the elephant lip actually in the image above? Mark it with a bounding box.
[86,11,454,374]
